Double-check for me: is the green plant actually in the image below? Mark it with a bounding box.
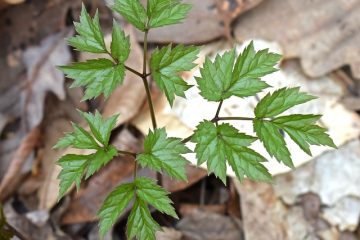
[55,0,336,239]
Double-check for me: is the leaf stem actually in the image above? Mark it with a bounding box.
[214,117,254,121]
[141,29,162,186]
[214,100,223,126]
[125,65,144,78]
[182,116,255,144]
[118,150,137,158]
[5,222,29,240]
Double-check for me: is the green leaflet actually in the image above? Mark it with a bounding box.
[196,41,281,102]
[147,0,191,28]
[98,177,176,239]
[113,0,191,31]
[0,205,14,240]
[111,20,131,63]
[253,119,293,168]
[255,87,317,118]
[192,121,272,184]
[127,198,160,240]
[137,128,190,181]
[80,110,118,147]
[150,44,199,105]
[98,183,135,237]
[57,154,90,199]
[60,59,125,100]
[85,146,118,179]
[113,0,147,31]
[68,4,106,53]
[54,123,99,150]
[134,177,177,218]
[272,114,336,155]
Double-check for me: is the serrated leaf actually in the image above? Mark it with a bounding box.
[137,128,190,181]
[85,146,118,179]
[253,119,293,168]
[147,0,192,28]
[150,44,199,105]
[80,110,118,147]
[192,121,271,184]
[98,183,135,237]
[57,154,90,199]
[54,123,99,150]
[113,0,147,31]
[68,4,106,53]
[272,114,336,155]
[60,58,125,100]
[135,177,177,218]
[111,20,130,63]
[196,41,281,102]
[255,87,317,118]
[127,198,160,240]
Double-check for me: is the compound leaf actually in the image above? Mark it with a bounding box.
[111,20,131,63]
[57,154,90,199]
[98,183,135,237]
[60,58,125,100]
[255,87,316,118]
[127,198,160,240]
[272,114,336,155]
[196,41,281,102]
[147,0,191,28]
[150,44,199,105]
[135,177,177,219]
[253,119,293,168]
[137,128,190,181]
[113,0,147,31]
[68,4,106,53]
[192,121,271,184]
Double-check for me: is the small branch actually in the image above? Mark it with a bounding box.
[125,65,144,78]
[181,116,255,144]
[5,222,29,240]
[214,117,254,121]
[118,150,137,158]
[214,100,223,126]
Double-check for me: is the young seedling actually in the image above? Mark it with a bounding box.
[54,0,336,239]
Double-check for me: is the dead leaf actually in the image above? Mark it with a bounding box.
[131,0,264,44]
[234,0,360,79]
[176,209,243,240]
[22,30,71,130]
[0,127,41,202]
[156,228,182,240]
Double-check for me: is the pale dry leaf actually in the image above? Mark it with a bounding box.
[0,127,41,201]
[22,30,71,130]
[234,0,360,79]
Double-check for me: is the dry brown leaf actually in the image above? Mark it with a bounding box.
[22,30,71,130]
[0,127,41,201]
[133,0,264,44]
[234,0,360,78]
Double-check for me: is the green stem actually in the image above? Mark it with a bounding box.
[105,49,144,78]
[182,116,255,144]
[141,29,162,185]
[118,150,137,158]
[214,117,254,121]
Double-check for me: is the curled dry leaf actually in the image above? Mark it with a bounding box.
[234,0,360,79]
[130,0,265,44]
[0,127,41,202]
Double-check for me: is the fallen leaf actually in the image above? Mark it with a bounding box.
[234,0,360,79]
[0,127,41,202]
